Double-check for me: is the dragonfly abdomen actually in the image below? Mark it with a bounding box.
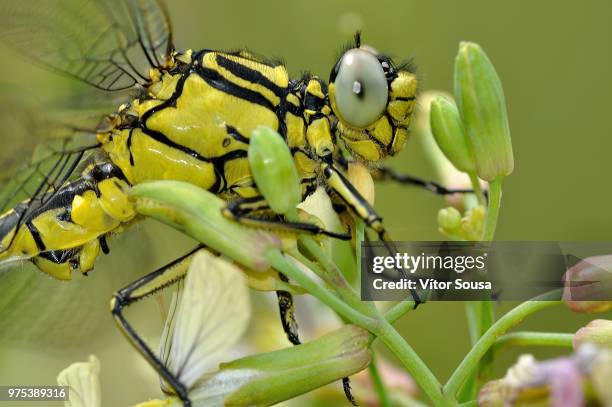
[0,162,135,279]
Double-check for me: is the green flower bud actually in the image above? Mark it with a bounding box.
[190,325,370,406]
[461,205,486,241]
[478,355,539,407]
[454,42,514,181]
[130,181,281,271]
[438,206,462,232]
[430,95,475,173]
[438,205,485,241]
[574,319,612,349]
[249,126,301,216]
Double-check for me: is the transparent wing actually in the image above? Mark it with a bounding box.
[0,0,173,91]
[0,219,160,348]
[0,103,102,214]
[0,97,106,265]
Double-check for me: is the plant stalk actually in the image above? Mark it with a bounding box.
[494,331,574,350]
[444,290,562,398]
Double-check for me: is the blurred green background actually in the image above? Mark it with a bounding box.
[0,0,611,406]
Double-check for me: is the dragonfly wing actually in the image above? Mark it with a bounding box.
[0,99,103,268]
[0,0,173,91]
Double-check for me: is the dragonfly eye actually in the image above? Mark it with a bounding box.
[330,48,388,128]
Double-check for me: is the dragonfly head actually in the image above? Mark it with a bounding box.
[328,33,417,162]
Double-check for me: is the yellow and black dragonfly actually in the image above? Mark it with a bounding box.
[0,0,472,404]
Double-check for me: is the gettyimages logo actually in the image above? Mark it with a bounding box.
[372,252,487,274]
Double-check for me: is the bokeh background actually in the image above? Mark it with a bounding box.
[0,0,611,406]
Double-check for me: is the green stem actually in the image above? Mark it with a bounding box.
[481,178,502,241]
[463,176,501,399]
[356,219,365,288]
[298,236,377,316]
[494,332,574,350]
[460,302,492,402]
[369,355,392,407]
[464,303,481,345]
[475,301,495,384]
[444,290,562,398]
[468,172,486,206]
[376,317,454,407]
[267,250,377,332]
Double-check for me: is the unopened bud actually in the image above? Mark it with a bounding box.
[249,126,301,216]
[193,325,371,406]
[430,95,475,174]
[438,205,485,241]
[454,42,514,181]
[130,181,281,271]
[562,255,612,313]
[574,319,612,349]
[438,207,462,232]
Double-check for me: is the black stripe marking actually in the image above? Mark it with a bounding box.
[140,70,188,123]
[195,66,276,112]
[394,96,416,102]
[385,113,397,153]
[304,92,326,111]
[26,221,46,251]
[302,181,318,200]
[216,54,284,98]
[211,150,249,194]
[139,71,215,163]
[324,165,378,222]
[212,149,249,164]
[127,128,135,166]
[285,99,302,116]
[225,125,250,144]
[141,128,210,162]
[38,249,75,264]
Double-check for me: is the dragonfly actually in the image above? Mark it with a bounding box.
[0,0,473,404]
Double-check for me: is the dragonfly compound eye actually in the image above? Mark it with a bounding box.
[329,48,388,129]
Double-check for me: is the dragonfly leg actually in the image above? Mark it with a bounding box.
[374,165,486,199]
[222,195,351,240]
[110,245,204,407]
[323,162,424,307]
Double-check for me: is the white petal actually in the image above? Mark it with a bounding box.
[160,251,251,389]
[189,369,260,407]
[56,355,101,407]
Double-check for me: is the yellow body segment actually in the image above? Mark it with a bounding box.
[105,127,218,189]
[146,74,278,159]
